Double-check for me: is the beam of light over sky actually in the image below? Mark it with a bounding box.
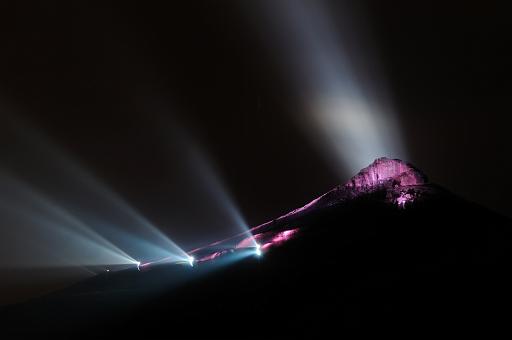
[0,113,189,271]
[187,145,247,233]
[147,116,254,248]
[254,0,407,176]
[0,171,138,268]
[181,137,255,245]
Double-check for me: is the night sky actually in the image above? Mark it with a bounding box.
[0,0,510,249]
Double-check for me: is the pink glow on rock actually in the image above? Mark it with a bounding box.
[274,158,428,220]
[281,195,325,218]
[396,192,414,208]
[233,228,300,255]
[255,228,300,253]
[198,250,226,262]
[261,242,273,251]
[271,229,299,244]
[236,235,260,249]
[345,157,426,189]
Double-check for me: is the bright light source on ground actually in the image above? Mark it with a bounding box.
[187,256,195,267]
[255,244,262,257]
[136,261,141,271]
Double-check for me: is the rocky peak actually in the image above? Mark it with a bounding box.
[345,157,427,189]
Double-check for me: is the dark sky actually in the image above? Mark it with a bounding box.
[0,0,510,248]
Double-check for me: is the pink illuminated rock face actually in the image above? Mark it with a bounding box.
[342,158,428,208]
[345,157,427,189]
[274,158,429,221]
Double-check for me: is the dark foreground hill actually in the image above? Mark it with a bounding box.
[2,158,512,337]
